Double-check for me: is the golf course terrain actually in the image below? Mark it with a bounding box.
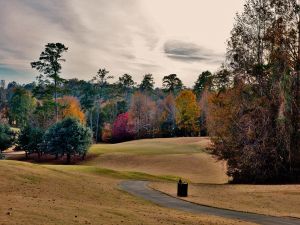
[1,137,299,224]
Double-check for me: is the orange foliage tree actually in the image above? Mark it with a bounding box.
[175,90,200,136]
[57,96,85,124]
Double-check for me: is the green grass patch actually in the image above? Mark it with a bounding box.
[44,164,180,182]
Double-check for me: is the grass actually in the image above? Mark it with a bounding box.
[151,182,300,218]
[43,164,180,182]
[89,137,210,156]
[0,159,251,225]
[2,136,300,223]
[86,137,228,184]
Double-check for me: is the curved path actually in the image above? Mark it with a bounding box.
[120,181,300,225]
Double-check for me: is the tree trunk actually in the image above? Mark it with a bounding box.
[95,103,100,143]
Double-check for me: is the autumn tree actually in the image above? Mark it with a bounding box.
[112,112,133,142]
[57,96,85,124]
[210,0,300,183]
[31,43,68,121]
[175,90,200,136]
[129,92,157,138]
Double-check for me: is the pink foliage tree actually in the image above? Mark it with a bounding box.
[112,112,133,142]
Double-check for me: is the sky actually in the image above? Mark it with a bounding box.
[0,0,244,87]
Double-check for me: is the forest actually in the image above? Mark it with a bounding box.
[1,0,300,184]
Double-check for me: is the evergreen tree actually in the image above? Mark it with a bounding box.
[43,117,92,163]
[31,43,68,121]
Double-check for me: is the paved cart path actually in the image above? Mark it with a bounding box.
[119,180,300,225]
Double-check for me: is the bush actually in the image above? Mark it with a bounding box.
[43,117,92,163]
[0,124,16,152]
[18,126,44,158]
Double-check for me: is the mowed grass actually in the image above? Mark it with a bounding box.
[2,137,300,223]
[86,137,228,184]
[0,160,253,225]
[89,137,211,155]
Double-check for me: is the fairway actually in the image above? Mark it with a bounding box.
[0,157,251,225]
[1,137,300,224]
[86,137,228,184]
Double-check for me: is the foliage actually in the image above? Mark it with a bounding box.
[210,0,300,183]
[8,87,36,128]
[139,74,154,93]
[31,100,56,130]
[193,71,212,99]
[43,117,92,163]
[112,112,133,142]
[175,90,200,136]
[18,125,44,157]
[162,74,183,94]
[31,43,68,120]
[0,124,15,152]
[57,96,85,124]
[129,92,158,138]
[159,94,176,137]
[118,74,135,90]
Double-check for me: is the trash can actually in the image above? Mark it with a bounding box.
[177,179,188,197]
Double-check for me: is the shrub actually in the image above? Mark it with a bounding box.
[0,124,16,153]
[43,117,92,163]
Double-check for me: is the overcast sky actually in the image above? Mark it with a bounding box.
[0,0,244,87]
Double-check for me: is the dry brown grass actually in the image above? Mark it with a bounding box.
[4,137,299,223]
[151,182,300,218]
[86,137,228,184]
[0,160,254,225]
[89,152,228,184]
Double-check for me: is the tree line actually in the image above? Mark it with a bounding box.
[2,0,300,182]
[0,43,213,143]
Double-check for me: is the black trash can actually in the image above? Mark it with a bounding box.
[177,179,188,197]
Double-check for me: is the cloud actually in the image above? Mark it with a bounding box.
[0,0,243,87]
[0,0,159,82]
[163,40,224,64]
